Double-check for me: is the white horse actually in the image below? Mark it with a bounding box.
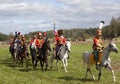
[82,41,119,82]
[50,41,71,72]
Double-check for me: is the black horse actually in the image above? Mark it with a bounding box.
[35,38,51,71]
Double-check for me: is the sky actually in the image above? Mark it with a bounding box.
[0,0,120,35]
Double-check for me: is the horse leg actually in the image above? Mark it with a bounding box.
[107,65,116,82]
[21,57,23,67]
[42,61,45,72]
[89,68,95,80]
[65,59,68,67]
[32,57,35,68]
[56,59,59,71]
[14,53,17,64]
[26,57,28,67]
[85,68,89,80]
[50,55,54,68]
[34,60,38,69]
[62,59,67,72]
[45,58,49,71]
[98,68,102,81]
[12,54,15,63]
[40,60,44,72]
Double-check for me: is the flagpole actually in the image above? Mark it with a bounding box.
[53,22,56,42]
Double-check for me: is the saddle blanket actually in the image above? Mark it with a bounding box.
[89,52,103,65]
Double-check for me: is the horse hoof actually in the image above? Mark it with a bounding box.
[113,79,116,82]
[65,71,68,73]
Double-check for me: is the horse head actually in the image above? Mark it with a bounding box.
[13,43,18,50]
[43,39,51,51]
[105,41,119,53]
[66,41,71,52]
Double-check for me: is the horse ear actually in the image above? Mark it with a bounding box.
[110,40,114,44]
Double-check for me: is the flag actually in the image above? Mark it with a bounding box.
[53,22,58,36]
[43,32,47,36]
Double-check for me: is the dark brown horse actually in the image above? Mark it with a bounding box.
[18,41,29,67]
[35,38,51,71]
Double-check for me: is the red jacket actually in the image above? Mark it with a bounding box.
[55,36,66,45]
[93,37,103,50]
[36,38,44,48]
[30,38,37,45]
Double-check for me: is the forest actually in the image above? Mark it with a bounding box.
[0,16,120,41]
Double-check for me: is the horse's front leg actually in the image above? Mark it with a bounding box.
[62,59,67,72]
[56,59,59,71]
[35,60,38,69]
[26,57,28,67]
[31,57,35,68]
[65,59,68,67]
[98,68,102,81]
[50,54,54,68]
[107,65,116,82]
[40,60,44,72]
[21,57,24,67]
[45,58,49,71]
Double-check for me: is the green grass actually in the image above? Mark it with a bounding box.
[0,42,120,84]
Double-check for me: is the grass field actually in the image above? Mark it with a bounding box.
[0,42,120,84]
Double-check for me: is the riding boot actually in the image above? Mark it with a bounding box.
[94,50,100,70]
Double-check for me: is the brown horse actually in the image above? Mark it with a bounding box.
[18,41,29,67]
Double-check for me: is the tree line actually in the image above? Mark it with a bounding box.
[0,16,120,41]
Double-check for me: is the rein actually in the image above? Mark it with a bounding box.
[103,44,110,51]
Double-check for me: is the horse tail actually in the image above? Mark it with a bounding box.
[82,51,90,68]
[82,52,86,64]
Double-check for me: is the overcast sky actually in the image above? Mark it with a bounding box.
[0,0,120,34]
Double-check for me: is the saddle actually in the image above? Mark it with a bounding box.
[89,52,103,66]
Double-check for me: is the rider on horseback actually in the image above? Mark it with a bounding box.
[36,32,45,55]
[92,21,104,70]
[54,29,66,59]
[21,35,29,56]
[13,31,21,45]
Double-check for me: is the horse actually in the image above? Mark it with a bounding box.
[9,44,14,62]
[9,42,19,64]
[18,41,29,67]
[50,41,71,72]
[82,41,119,82]
[35,38,51,72]
[30,42,37,69]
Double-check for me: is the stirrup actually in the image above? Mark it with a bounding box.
[96,63,100,70]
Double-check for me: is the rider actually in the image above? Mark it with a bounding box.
[55,29,66,58]
[21,35,26,46]
[21,35,29,56]
[36,32,44,55]
[43,32,48,42]
[92,29,104,70]
[30,34,38,61]
[30,34,37,48]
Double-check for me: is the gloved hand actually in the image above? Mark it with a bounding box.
[102,46,104,49]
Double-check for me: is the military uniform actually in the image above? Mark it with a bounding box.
[36,32,45,55]
[54,30,66,58]
[92,29,103,70]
